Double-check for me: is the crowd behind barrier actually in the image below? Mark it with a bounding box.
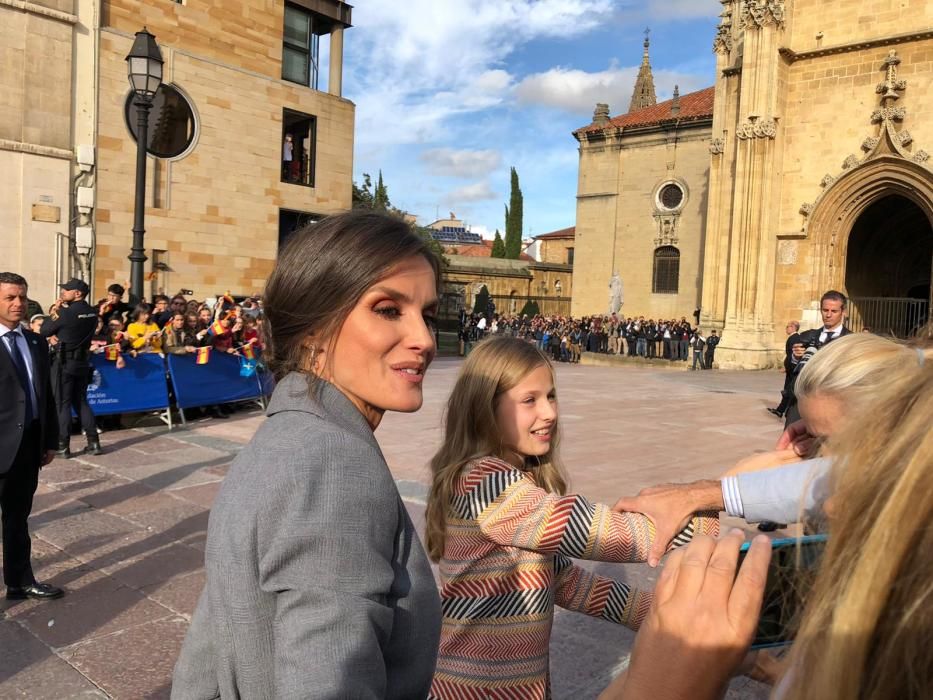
[40,285,274,427]
[458,310,721,368]
[83,351,272,423]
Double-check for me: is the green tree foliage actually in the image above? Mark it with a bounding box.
[519,300,540,317]
[352,173,374,209]
[373,170,390,211]
[473,285,491,315]
[490,229,506,258]
[352,171,447,269]
[504,167,524,259]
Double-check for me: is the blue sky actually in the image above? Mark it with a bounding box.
[343,0,721,238]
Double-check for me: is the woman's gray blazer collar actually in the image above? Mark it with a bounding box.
[266,372,378,448]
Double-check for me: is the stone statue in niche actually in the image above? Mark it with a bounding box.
[608,272,624,315]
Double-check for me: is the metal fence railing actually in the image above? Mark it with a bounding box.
[848,297,929,337]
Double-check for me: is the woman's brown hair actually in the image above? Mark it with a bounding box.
[263,210,441,384]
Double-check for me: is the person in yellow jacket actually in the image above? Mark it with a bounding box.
[126,303,163,354]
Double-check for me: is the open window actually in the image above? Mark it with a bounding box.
[281,109,316,187]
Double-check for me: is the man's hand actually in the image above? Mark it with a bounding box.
[40,450,56,467]
[776,419,815,456]
[606,531,771,700]
[791,342,805,360]
[613,480,724,567]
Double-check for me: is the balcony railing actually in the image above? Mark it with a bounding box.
[848,297,929,338]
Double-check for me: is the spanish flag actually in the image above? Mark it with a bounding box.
[242,343,255,360]
[105,346,120,361]
[196,347,211,365]
[209,320,226,336]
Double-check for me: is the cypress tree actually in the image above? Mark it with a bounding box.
[491,229,506,258]
[473,285,491,316]
[505,167,523,259]
[519,300,540,317]
[373,170,390,211]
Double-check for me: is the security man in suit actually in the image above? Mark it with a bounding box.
[0,272,64,600]
[40,279,101,458]
[782,290,852,427]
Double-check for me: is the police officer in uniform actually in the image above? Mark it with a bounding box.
[40,279,101,458]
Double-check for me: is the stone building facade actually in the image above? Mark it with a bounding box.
[1,0,355,308]
[0,0,77,305]
[572,79,714,321]
[704,0,933,367]
[534,226,575,266]
[573,2,933,367]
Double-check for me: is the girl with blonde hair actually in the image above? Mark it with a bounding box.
[425,336,719,699]
[608,340,933,700]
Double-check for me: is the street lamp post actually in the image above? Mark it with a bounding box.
[125,28,164,303]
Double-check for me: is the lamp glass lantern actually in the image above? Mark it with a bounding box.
[125,28,164,100]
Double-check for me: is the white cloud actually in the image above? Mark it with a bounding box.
[346,0,614,147]
[420,148,503,178]
[446,181,499,203]
[514,63,710,115]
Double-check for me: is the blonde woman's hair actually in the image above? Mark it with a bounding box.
[783,341,933,700]
[795,333,922,405]
[424,336,567,561]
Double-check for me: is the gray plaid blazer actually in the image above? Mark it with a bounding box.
[172,373,441,699]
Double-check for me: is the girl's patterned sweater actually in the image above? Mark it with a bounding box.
[429,456,720,700]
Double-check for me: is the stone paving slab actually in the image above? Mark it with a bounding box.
[0,361,787,698]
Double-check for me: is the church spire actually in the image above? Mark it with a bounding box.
[628,28,657,113]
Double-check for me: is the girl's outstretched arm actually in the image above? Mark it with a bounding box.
[552,554,651,631]
[461,457,719,563]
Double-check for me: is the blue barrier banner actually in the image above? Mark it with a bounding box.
[168,352,263,409]
[87,353,171,416]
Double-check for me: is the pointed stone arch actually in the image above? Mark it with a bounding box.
[804,155,933,302]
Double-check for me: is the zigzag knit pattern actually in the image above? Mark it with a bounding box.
[430,456,719,700]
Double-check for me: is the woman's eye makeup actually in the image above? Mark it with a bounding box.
[374,305,401,318]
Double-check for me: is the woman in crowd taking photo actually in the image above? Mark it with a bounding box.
[603,339,932,700]
[125,303,163,354]
[172,211,443,699]
[425,336,719,700]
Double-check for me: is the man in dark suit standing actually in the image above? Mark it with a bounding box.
[782,290,852,426]
[0,272,64,601]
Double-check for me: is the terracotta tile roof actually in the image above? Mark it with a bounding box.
[575,86,714,136]
[446,240,535,262]
[534,226,575,240]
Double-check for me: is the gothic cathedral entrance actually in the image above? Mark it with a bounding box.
[845,194,932,336]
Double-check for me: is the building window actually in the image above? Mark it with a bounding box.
[657,182,685,211]
[282,109,316,187]
[567,247,574,265]
[652,246,680,294]
[124,84,197,160]
[279,208,321,249]
[283,3,320,89]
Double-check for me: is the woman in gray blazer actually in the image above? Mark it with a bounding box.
[173,212,443,699]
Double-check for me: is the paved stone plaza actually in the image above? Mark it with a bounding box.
[0,361,787,698]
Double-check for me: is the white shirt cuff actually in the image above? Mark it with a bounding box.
[721,476,744,518]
